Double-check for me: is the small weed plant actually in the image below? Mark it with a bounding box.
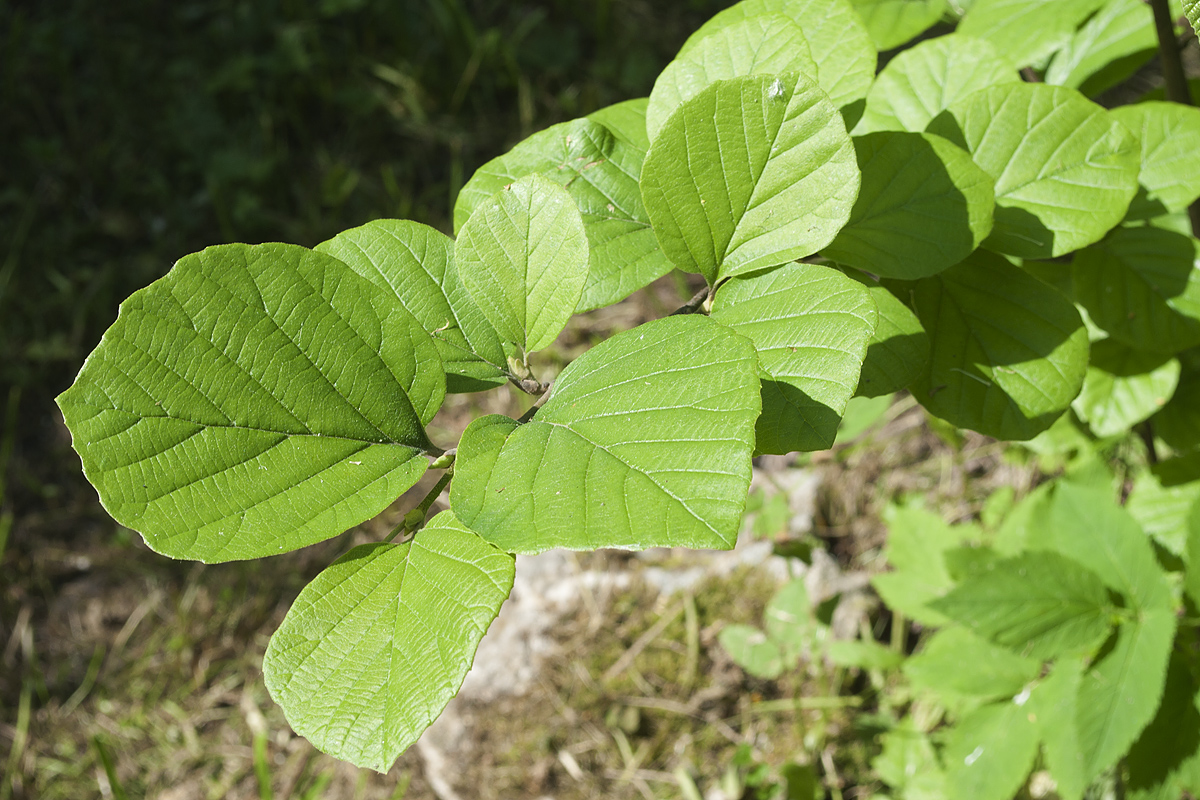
[58,0,1200,795]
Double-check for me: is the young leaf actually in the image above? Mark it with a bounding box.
[1044,0,1157,96]
[956,0,1108,68]
[646,13,818,142]
[872,504,976,626]
[451,315,760,553]
[942,698,1040,800]
[456,174,589,354]
[262,511,515,772]
[841,268,930,397]
[928,83,1140,259]
[903,627,1041,700]
[855,33,1020,135]
[930,551,1114,659]
[641,73,859,286]
[681,0,877,112]
[719,624,785,679]
[710,263,877,453]
[1071,339,1180,438]
[1072,226,1200,353]
[56,243,443,563]
[823,131,995,280]
[1110,101,1200,220]
[909,251,1089,442]
[1126,457,1200,558]
[849,0,945,51]
[764,578,812,662]
[453,116,670,312]
[825,639,904,670]
[316,220,507,393]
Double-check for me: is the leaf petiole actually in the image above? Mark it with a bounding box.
[385,467,455,543]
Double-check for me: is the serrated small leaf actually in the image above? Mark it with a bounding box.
[910,251,1089,441]
[1127,457,1200,557]
[872,504,975,626]
[943,699,1040,800]
[646,13,818,143]
[764,578,811,662]
[711,263,876,453]
[56,243,443,563]
[1071,339,1180,438]
[719,624,785,679]
[1073,226,1200,353]
[841,268,930,397]
[904,627,1041,700]
[316,220,507,393]
[957,0,1107,68]
[849,0,945,50]
[456,174,589,353]
[823,131,994,280]
[855,33,1020,135]
[928,82,1140,259]
[1154,369,1200,452]
[930,551,1114,659]
[451,315,760,553]
[641,73,859,285]
[262,511,515,772]
[1111,101,1200,220]
[1044,0,1157,97]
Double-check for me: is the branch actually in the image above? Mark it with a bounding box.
[384,466,454,542]
[671,285,710,316]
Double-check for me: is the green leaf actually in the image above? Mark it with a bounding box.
[316,220,507,393]
[872,504,975,626]
[1071,339,1180,438]
[640,73,859,285]
[1154,368,1200,452]
[942,699,1040,800]
[719,624,785,679]
[262,511,515,772]
[1044,0,1157,97]
[874,722,947,800]
[1111,101,1200,220]
[903,627,1041,700]
[681,0,877,111]
[1187,0,1199,37]
[841,269,930,397]
[1126,457,1200,558]
[451,315,761,553]
[1072,226,1200,353]
[855,33,1020,135]
[710,263,876,454]
[826,639,904,670]
[956,0,1107,68]
[930,551,1114,659]
[454,117,668,312]
[909,251,1089,441]
[646,13,818,143]
[927,83,1140,259]
[823,131,995,280]
[56,243,443,563]
[835,394,893,442]
[764,578,811,661]
[849,0,946,51]
[1127,651,1200,800]
[456,174,589,353]
[1028,658,1087,800]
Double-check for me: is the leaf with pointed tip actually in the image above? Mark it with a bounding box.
[451,315,760,553]
[711,263,876,453]
[909,251,1089,441]
[262,511,514,772]
[1044,0,1157,96]
[904,627,1041,700]
[943,699,1040,800]
[841,268,929,396]
[680,0,876,111]
[316,220,507,393]
[928,83,1140,259]
[849,0,945,50]
[823,131,995,279]
[855,34,1020,135]
[1072,226,1200,353]
[1071,339,1180,438]
[957,0,1107,68]
[641,73,858,285]
[1110,101,1200,220]
[456,174,589,353]
[56,243,443,563]
[454,118,668,313]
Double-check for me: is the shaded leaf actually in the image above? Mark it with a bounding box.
[1071,339,1180,438]
[904,627,1041,700]
[588,97,651,150]
[1127,651,1200,800]
[1153,367,1200,452]
[842,268,929,396]
[1044,0,1157,97]
[956,0,1108,68]
[1111,101,1200,220]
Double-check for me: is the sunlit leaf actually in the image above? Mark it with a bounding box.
[849,0,946,51]
[1110,101,1200,220]
[943,699,1040,800]
[956,0,1107,68]
[1044,0,1157,96]
[904,627,1041,700]
[1071,339,1180,438]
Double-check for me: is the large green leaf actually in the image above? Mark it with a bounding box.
[1072,226,1200,353]
[710,263,877,454]
[646,13,818,143]
[956,0,1108,68]
[641,73,858,285]
[1110,101,1200,220]
[842,268,930,396]
[316,220,507,393]
[56,243,443,563]
[1044,0,1157,96]
[681,0,877,111]
[451,315,760,553]
[855,33,1019,135]
[930,551,1114,659]
[909,251,1089,441]
[456,174,589,354]
[942,699,1040,800]
[849,0,945,51]
[262,511,515,772]
[927,83,1140,259]
[1071,339,1180,438]
[903,627,1041,700]
[872,504,976,626]
[454,116,669,312]
[823,131,994,279]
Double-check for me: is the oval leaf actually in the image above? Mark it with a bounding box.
[641,73,859,285]
[903,627,1041,700]
[263,511,515,772]
[456,174,589,353]
[588,97,651,150]
[56,243,444,563]
[841,268,930,397]
[823,131,995,279]
[711,262,877,454]
[1110,101,1200,220]
[1071,339,1180,438]
[451,315,761,553]
[928,83,1140,259]
[957,0,1108,68]
[849,0,945,51]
